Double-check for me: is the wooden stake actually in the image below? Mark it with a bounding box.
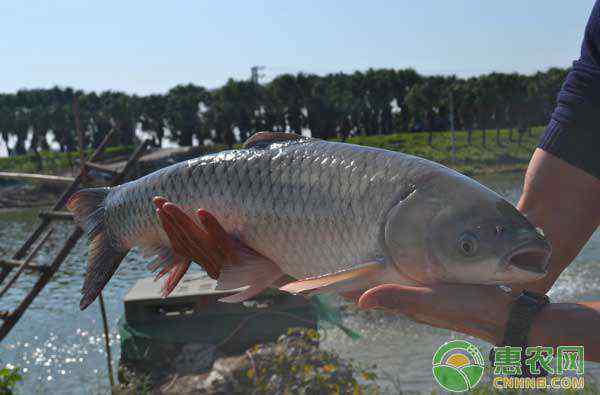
[0,172,76,186]
[38,211,74,221]
[98,292,115,389]
[0,259,48,273]
[0,229,54,298]
[73,96,87,180]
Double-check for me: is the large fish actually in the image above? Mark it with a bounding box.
[68,132,551,310]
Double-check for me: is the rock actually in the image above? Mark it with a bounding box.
[149,328,380,395]
[173,343,217,375]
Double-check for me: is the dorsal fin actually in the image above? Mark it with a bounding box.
[243,132,304,148]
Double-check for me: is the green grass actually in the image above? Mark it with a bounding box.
[0,146,134,174]
[344,127,544,175]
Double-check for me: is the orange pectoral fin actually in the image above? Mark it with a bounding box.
[279,261,385,295]
[151,197,286,303]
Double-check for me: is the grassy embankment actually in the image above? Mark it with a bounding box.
[344,126,544,175]
[0,146,134,174]
[0,127,544,176]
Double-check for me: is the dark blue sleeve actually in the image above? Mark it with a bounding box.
[539,1,600,179]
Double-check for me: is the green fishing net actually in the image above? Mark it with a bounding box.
[119,295,359,364]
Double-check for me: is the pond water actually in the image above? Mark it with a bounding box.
[1,172,599,394]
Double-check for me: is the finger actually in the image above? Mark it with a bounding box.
[156,206,187,254]
[155,208,192,274]
[339,290,365,303]
[162,203,223,262]
[163,213,220,279]
[359,283,511,343]
[358,284,435,312]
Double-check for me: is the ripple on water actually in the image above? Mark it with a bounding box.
[0,211,148,394]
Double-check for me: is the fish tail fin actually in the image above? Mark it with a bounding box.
[67,188,129,310]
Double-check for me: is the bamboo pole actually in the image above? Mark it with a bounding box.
[0,259,47,273]
[84,161,119,177]
[38,211,74,221]
[0,229,53,298]
[110,139,151,185]
[73,96,87,181]
[98,293,115,388]
[0,172,76,186]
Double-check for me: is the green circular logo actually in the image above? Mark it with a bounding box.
[432,340,485,392]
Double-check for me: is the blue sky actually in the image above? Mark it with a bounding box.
[0,1,594,95]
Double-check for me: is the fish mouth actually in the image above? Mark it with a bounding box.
[503,240,552,275]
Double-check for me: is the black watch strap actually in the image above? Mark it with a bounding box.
[489,290,550,377]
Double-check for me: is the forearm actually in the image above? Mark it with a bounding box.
[515,150,600,361]
[529,302,600,362]
[517,149,600,293]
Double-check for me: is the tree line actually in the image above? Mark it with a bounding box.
[0,67,568,157]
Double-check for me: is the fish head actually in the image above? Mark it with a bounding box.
[384,171,551,285]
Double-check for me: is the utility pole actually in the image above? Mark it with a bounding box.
[449,90,456,163]
[250,66,265,84]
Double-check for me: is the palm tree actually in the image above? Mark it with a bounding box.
[0,94,16,155]
[361,69,396,135]
[405,79,444,145]
[268,74,304,135]
[165,84,208,146]
[295,73,327,138]
[98,91,139,147]
[474,76,497,147]
[391,69,421,133]
[453,78,477,145]
[487,73,513,147]
[139,94,167,147]
[45,87,74,152]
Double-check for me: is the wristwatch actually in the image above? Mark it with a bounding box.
[489,290,550,377]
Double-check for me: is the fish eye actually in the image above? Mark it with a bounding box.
[458,232,479,257]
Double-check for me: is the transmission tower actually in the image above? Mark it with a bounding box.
[250,66,266,84]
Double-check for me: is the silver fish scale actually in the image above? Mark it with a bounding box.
[104,139,437,279]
